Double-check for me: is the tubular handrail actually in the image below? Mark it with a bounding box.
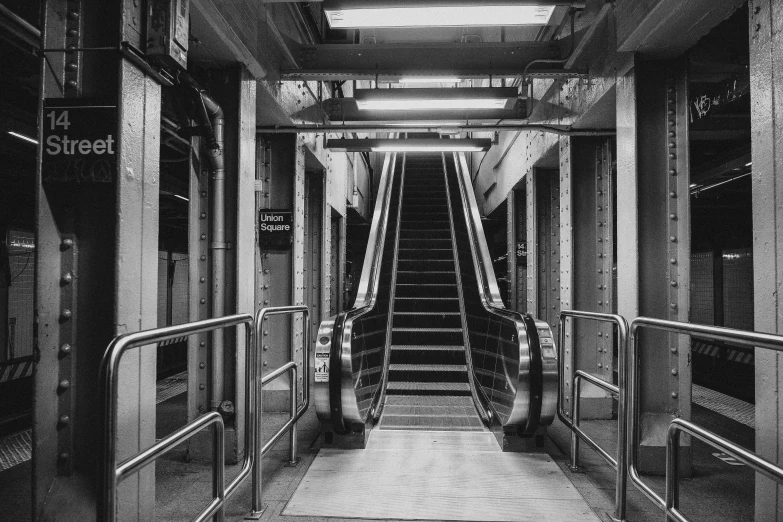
[629,317,783,511]
[99,314,255,522]
[557,310,628,522]
[249,305,310,518]
[666,418,783,522]
[118,412,226,522]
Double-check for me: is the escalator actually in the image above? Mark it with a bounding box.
[315,149,558,439]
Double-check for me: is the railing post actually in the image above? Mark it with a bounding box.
[570,375,582,472]
[247,308,267,520]
[213,421,226,522]
[287,370,299,466]
[665,426,681,522]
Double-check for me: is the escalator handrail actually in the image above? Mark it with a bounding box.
[331,150,400,427]
[450,151,544,430]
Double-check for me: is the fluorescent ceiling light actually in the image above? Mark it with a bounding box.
[354,87,516,112]
[327,138,491,152]
[358,98,507,110]
[400,77,462,84]
[372,145,484,152]
[325,6,555,28]
[8,131,38,145]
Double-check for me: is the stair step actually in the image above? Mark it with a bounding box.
[394,312,460,316]
[393,327,462,333]
[386,382,471,392]
[390,345,463,351]
[389,364,467,372]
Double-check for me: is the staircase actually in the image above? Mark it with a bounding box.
[378,154,485,431]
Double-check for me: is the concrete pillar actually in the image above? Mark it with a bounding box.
[616,57,691,475]
[34,0,160,519]
[559,136,615,420]
[749,0,783,518]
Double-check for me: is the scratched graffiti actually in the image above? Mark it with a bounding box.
[689,74,750,122]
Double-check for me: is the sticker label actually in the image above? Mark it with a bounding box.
[314,352,330,382]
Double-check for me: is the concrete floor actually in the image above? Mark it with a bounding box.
[0,392,756,521]
[152,399,755,522]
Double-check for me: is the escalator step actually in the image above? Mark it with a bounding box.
[392,327,462,333]
[393,312,460,316]
[390,345,463,351]
[388,364,467,372]
[384,395,474,407]
[386,382,471,392]
[378,416,485,431]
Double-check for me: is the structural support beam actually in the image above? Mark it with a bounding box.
[560,136,614,420]
[282,42,569,81]
[616,58,691,475]
[749,1,783,518]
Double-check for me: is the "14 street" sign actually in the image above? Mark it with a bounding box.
[42,99,117,183]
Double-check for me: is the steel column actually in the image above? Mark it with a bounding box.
[748,0,783,518]
[561,136,615,420]
[616,58,691,475]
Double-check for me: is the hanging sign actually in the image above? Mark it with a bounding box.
[42,99,117,183]
[258,209,293,250]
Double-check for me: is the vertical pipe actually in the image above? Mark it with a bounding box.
[570,375,581,471]
[289,369,298,465]
[665,427,680,521]
[250,309,265,517]
[615,321,628,522]
[201,95,226,410]
[214,420,226,522]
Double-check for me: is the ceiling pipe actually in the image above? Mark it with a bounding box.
[256,123,614,136]
[178,71,228,412]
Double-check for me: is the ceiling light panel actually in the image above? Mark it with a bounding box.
[325,5,555,28]
[353,87,517,112]
[327,138,491,152]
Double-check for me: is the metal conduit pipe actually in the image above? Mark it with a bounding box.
[178,71,228,410]
[256,124,614,136]
[202,94,227,410]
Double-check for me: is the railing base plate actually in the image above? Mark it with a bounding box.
[244,506,267,520]
[568,464,584,473]
[284,457,302,468]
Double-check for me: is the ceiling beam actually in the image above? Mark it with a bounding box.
[282,42,586,81]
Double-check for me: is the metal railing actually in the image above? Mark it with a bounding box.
[629,317,783,519]
[248,305,310,519]
[666,418,783,522]
[557,310,628,522]
[99,314,255,522]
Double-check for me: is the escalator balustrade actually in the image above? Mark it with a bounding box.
[314,150,557,439]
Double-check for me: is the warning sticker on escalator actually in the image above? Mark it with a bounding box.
[315,353,329,382]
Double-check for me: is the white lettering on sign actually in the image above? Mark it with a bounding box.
[259,214,284,222]
[46,134,115,156]
[259,223,291,232]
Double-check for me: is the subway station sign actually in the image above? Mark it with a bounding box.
[258,210,293,250]
[42,99,117,183]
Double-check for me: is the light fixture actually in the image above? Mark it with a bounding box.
[399,77,462,84]
[326,138,491,153]
[324,4,556,28]
[7,131,38,145]
[354,87,517,112]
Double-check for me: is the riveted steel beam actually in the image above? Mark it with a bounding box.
[282,42,584,81]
